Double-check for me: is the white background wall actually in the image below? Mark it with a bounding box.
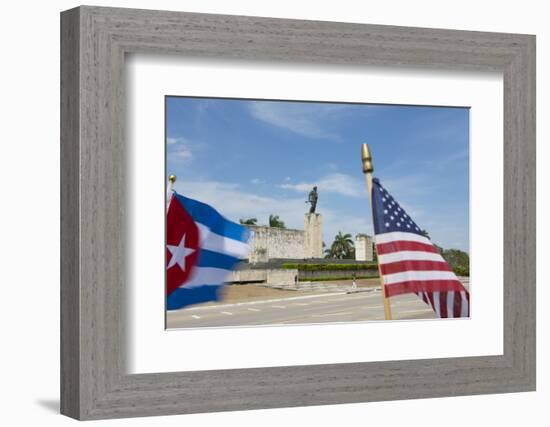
[0,0,546,426]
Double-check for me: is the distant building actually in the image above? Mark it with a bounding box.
[355,233,374,262]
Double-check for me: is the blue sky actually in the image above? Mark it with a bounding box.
[166,97,469,252]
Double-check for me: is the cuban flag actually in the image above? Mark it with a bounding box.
[166,191,252,310]
[371,178,470,318]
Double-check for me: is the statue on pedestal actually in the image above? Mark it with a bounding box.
[306,186,318,214]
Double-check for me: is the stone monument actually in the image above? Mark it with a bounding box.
[306,186,318,214]
[304,213,323,258]
[355,233,374,262]
[304,186,323,258]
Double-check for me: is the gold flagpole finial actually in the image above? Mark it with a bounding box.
[168,175,177,193]
[361,143,373,174]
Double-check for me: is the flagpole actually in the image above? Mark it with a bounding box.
[168,174,176,192]
[167,175,176,208]
[361,144,392,320]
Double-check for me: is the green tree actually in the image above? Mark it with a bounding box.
[441,248,470,276]
[424,236,469,276]
[326,231,354,259]
[268,214,286,228]
[239,218,258,225]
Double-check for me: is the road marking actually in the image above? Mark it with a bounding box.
[311,311,353,318]
[271,305,286,309]
[179,292,347,311]
[247,308,260,312]
[221,311,233,315]
[332,293,380,302]
[293,302,309,306]
[398,309,433,314]
[191,315,201,319]
[393,299,429,305]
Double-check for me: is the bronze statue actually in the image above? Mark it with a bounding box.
[306,186,318,214]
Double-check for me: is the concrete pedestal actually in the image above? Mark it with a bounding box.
[304,213,323,258]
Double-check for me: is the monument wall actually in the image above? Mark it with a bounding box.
[246,225,305,263]
[227,268,298,284]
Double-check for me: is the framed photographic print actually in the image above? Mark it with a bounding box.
[61,6,535,420]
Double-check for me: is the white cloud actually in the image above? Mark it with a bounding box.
[280,173,365,198]
[248,102,348,140]
[167,136,194,162]
[322,212,373,245]
[173,180,373,246]
[376,173,435,211]
[279,182,311,192]
[435,148,469,169]
[167,136,190,145]
[418,148,469,171]
[173,146,192,160]
[251,178,264,185]
[174,180,306,230]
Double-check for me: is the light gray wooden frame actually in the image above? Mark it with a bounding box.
[60,5,536,420]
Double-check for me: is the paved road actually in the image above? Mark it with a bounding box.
[166,289,439,329]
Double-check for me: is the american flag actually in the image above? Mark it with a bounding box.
[371,177,470,318]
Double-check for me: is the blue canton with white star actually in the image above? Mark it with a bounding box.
[371,177,424,236]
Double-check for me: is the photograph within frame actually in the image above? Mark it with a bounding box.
[165,96,471,329]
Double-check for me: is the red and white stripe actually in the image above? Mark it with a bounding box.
[376,232,469,318]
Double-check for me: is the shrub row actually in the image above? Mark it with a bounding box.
[282,262,469,276]
[300,275,379,282]
[282,263,378,271]
[452,265,470,277]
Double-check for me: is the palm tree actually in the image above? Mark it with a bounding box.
[239,218,258,225]
[327,231,354,259]
[268,214,286,228]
